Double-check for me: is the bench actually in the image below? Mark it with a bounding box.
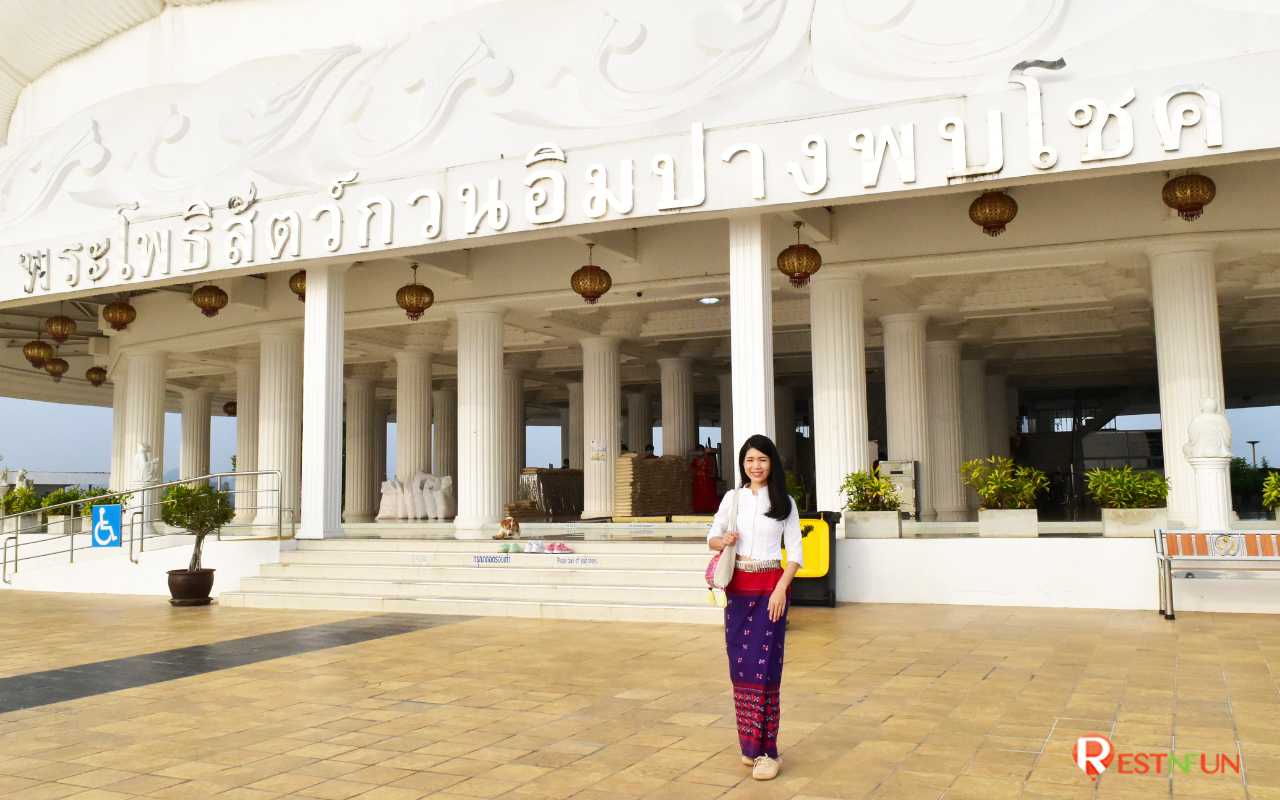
[1154,529,1280,619]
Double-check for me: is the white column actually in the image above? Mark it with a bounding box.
[179,388,210,479]
[343,375,377,523]
[882,313,931,519]
[233,358,259,523]
[394,348,433,482]
[960,359,988,511]
[729,216,775,454]
[810,271,869,512]
[1190,457,1233,530]
[559,407,570,466]
[502,367,525,505]
[582,337,621,519]
[625,390,650,454]
[374,399,390,485]
[432,386,457,479]
[255,329,303,527]
[1150,243,1227,526]
[774,385,797,471]
[985,373,1011,457]
[659,357,695,457]
[299,263,347,539]
[109,364,128,491]
[567,381,584,469]
[927,341,967,522]
[122,350,167,530]
[718,372,735,484]
[455,308,506,532]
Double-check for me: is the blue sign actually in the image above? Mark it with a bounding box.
[91,504,122,548]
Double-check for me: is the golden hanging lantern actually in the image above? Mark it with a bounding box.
[288,270,307,302]
[192,284,229,317]
[45,314,76,343]
[44,356,69,382]
[570,243,612,304]
[1162,173,1216,222]
[969,190,1018,237]
[223,401,237,417]
[776,221,822,288]
[85,366,107,387]
[101,298,137,331]
[22,337,53,369]
[395,263,435,321]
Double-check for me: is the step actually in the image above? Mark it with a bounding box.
[259,562,700,587]
[280,550,711,570]
[219,591,723,624]
[297,538,710,555]
[238,575,709,605]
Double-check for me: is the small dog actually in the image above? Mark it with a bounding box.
[494,515,521,540]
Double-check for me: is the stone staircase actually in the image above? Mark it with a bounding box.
[220,537,722,624]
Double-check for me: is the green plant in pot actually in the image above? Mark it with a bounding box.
[3,486,41,533]
[1085,466,1168,508]
[960,456,1048,509]
[1264,472,1280,518]
[160,483,234,606]
[841,469,902,512]
[78,488,133,517]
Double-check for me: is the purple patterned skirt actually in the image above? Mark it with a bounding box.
[724,568,787,759]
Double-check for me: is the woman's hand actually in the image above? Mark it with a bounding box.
[721,532,739,547]
[767,587,787,622]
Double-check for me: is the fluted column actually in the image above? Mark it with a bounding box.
[455,307,506,532]
[659,357,695,457]
[343,375,377,523]
[729,216,775,453]
[559,407,571,466]
[927,340,966,522]
[233,358,259,523]
[109,364,128,491]
[810,272,869,512]
[432,386,457,479]
[774,385,797,470]
[394,348,433,482]
[179,388,211,480]
[299,263,348,539]
[502,367,525,505]
[567,381,584,469]
[985,373,1011,457]
[1150,243,1227,525]
[882,313,931,519]
[255,329,303,527]
[374,399,390,485]
[582,337,621,519]
[718,372,735,484]
[122,351,167,530]
[625,390,650,454]
[960,359,988,511]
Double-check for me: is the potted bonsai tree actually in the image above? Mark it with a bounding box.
[1264,472,1279,521]
[42,486,86,535]
[160,483,234,606]
[1085,466,1170,537]
[2,486,41,535]
[840,468,903,538]
[960,456,1048,537]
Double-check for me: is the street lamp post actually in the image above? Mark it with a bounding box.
[1247,440,1260,468]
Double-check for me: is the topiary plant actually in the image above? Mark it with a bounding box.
[960,456,1049,510]
[160,484,234,572]
[840,469,902,512]
[1264,472,1280,512]
[1085,466,1169,509]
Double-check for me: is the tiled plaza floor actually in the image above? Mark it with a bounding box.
[0,593,1278,799]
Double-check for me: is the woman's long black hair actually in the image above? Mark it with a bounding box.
[737,434,791,522]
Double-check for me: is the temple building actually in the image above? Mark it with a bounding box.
[1,1,1278,616]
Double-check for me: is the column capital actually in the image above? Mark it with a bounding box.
[1145,238,1217,262]
[811,266,866,287]
[880,312,928,328]
[658,355,693,369]
[580,335,620,354]
[455,303,507,320]
[926,339,962,356]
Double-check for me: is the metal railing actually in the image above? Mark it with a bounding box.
[2,470,292,584]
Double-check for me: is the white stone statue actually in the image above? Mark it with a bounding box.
[15,468,31,490]
[1183,398,1232,459]
[376,479,404,520]
[132,443,160,484]
[421,474,440,519]
[432,476,455,520]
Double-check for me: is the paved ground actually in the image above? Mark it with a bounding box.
[0,593,1277,799]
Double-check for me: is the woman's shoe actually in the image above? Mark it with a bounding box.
[752,756,780,781]
[740,755,754,766]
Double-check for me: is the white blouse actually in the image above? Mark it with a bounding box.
[706,487,804,568]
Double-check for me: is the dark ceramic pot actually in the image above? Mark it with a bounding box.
[167,568,215,606]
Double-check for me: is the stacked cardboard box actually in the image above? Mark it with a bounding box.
[614,454,692,517]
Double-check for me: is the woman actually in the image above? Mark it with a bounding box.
[691,446,719,514]
[706,434,803,781]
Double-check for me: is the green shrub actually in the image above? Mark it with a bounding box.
[78,487,134,517]
[785,471,806,509]
[1264,473,1280,512]
[2,486,40,515]
[1085,466,1169,509]
[960,456,1048,510]
[160,484,234,572]
[840,469,901,512]
[40,486,85,512]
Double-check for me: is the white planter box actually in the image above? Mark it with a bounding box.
[2,513,41,535]
[978,509,1039,538]
[843,510,901,538]
[46,515,84,536]
[1101,508,1168,538]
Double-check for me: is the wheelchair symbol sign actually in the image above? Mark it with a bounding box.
[91,504,122,548]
